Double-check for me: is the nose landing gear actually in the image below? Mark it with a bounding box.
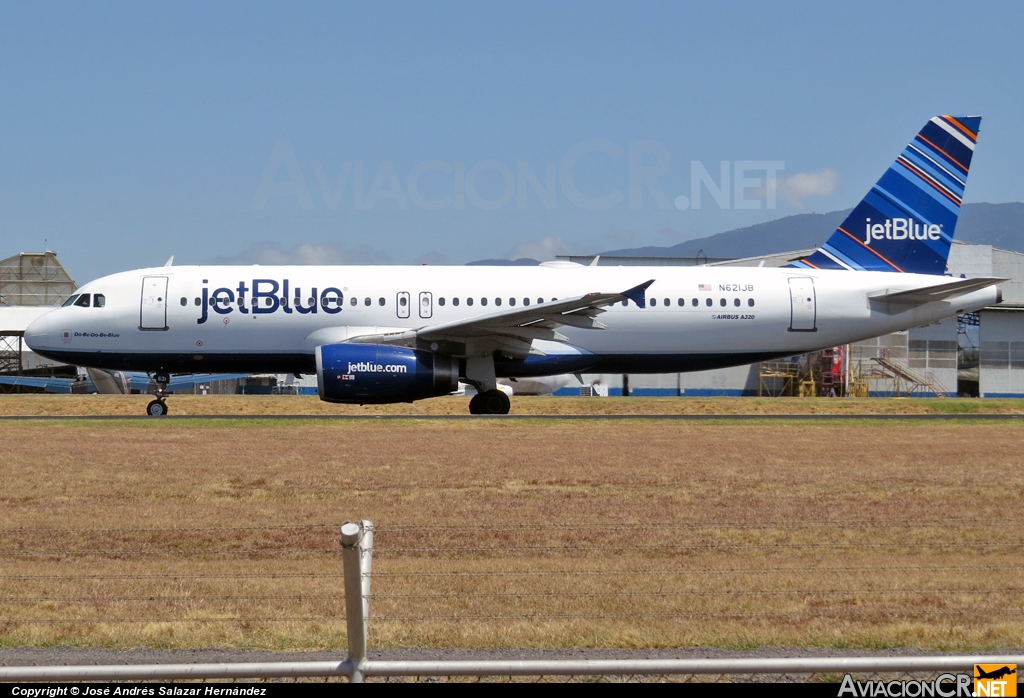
[146,371,171,417]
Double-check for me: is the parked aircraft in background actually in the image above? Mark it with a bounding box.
[0,369,250,395]
[24,116,1002,415]
[502,375,579,396]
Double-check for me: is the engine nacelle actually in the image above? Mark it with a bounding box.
[316,344,459,404]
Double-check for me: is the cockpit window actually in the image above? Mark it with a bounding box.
[93,294,106,308]
[73,294,91,308]
[62,295,80,307]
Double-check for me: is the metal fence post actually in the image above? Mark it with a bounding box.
[341,520,373,683]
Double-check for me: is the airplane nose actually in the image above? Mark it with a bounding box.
[24,310,60,353]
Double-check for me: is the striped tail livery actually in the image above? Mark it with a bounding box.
[789,115,980,275]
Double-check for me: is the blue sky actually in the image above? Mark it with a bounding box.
[1,1,1022,283]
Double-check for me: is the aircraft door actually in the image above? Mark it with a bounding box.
[419,291,433,319]
[396,291,410,319]
[140,276,169,330]
[788,277,816,332]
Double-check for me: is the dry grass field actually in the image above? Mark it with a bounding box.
[1,409,1022,651]
[2,393,1024,416]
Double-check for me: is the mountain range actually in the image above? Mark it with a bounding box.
[468,202,1024,265]
[598,202,1024,259]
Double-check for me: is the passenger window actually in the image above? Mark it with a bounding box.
[179,297,186,306]
[267,297,275,307]
[663,298,669,306]
[509,298,515,306]
[364,298,371,306]
[438,297,446,306]
[481,298,488,306]
[467,298,474,306]
[524,298,530,306]
[74,294,91,307]
[350,297,358,306]
[621,300,627,307]
[537,298,544,305]
[733,298,740,307]
[453,297,460,306]
[495,298,502,306]
[399,296,407,307]
[719,298,726,307]
[692,298,698,307]
[677,299,684,306]
[748,298,755,307]
[378,297,385,306]
[705,298,712,307]
[194,298,201,306]
[93,294,106,308]
[62,295,80,307]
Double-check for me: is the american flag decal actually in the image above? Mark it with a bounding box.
[698,284,712,291]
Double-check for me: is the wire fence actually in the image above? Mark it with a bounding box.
[1,519,1022,636]
[2,519,1024,682]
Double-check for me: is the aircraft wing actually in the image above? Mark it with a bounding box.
[0,375,75,393]
[346,280,655,358]
[0,372,253,394]
[869,277,1005,313]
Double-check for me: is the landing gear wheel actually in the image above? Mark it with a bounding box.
[470,389,510,415]
[146,399,168,417]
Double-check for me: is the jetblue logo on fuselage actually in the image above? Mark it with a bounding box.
[196,279,343,325]
[863,218,942,245]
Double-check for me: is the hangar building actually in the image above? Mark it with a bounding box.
[0,251,77,375]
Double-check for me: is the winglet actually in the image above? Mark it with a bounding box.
[621,279,655,308]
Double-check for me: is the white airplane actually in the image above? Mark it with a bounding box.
[24,116,1002,416]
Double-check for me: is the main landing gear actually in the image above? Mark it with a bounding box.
[146,371,171,417]
[468,389,511,415]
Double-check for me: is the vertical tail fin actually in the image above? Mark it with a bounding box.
[789,116,981,275]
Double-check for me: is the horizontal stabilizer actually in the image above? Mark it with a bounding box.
[869,277,1004,310]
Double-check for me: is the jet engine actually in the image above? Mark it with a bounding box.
[316,344,459,404]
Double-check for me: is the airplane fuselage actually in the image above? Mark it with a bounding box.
[24,264,999,378]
